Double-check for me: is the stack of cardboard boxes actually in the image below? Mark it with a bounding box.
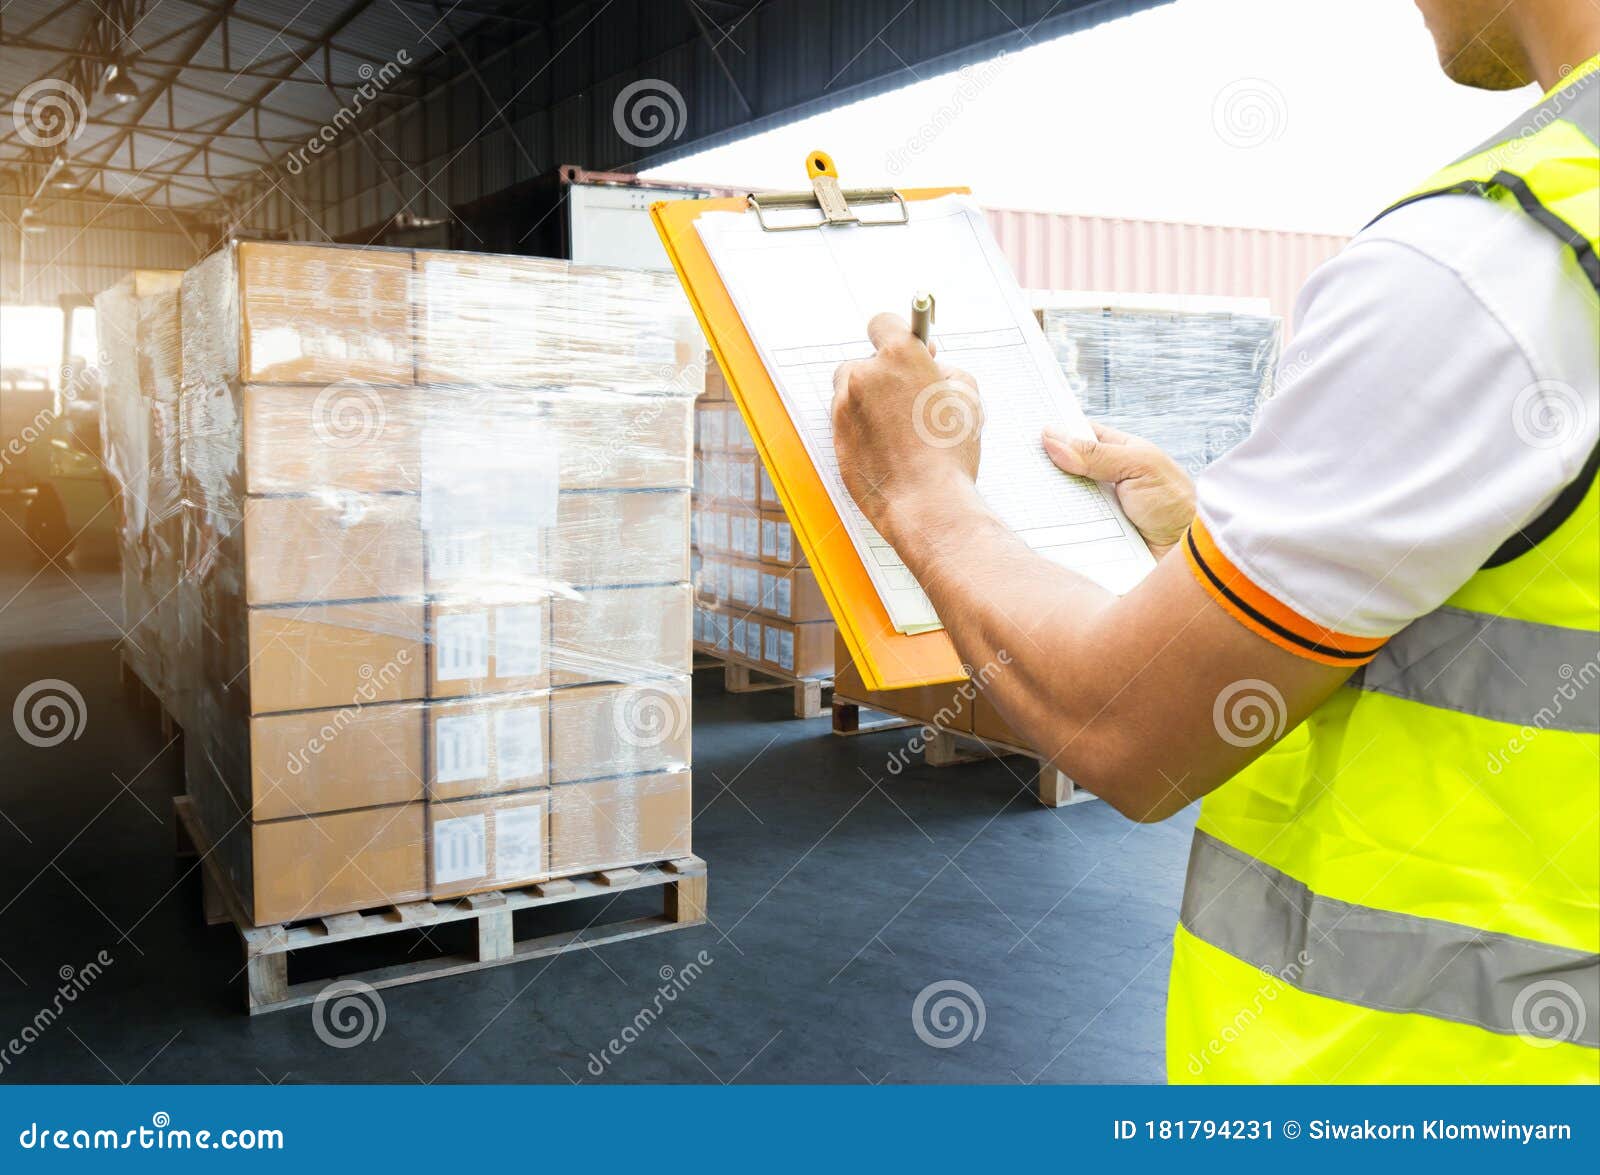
[690,362,835,681]
[178,240,699,926]
[95,270,184,718]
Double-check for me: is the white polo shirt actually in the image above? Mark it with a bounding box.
[1186,191,1599,664]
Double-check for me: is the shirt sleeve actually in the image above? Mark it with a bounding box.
[1187,216,1596,667]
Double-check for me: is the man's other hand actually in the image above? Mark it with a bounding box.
[1043,422,1196,559]
[832,313,982,547]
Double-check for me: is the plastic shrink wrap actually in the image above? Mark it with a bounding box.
[1038,305,1281,474]
[176,240,701,925]
[96,270,185,716]
[690,361,837,681]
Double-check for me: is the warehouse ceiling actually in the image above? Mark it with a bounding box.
[3,0,1166,249]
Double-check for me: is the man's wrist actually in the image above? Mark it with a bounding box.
[879,473,989,562]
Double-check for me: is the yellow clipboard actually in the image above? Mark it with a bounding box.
[652,151,967,691]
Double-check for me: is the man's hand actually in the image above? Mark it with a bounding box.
[832,313,982,546]
[1043,422,1195,559]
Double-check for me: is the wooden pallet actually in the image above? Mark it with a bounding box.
[119,649,179,740]
[173,796,708,1015]
[696,649,830,719]
[831,696,1093,809]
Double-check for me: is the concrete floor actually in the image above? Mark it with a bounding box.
[0,494,1194,1084]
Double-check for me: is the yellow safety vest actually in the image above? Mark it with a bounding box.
[1168,56,1600,1083]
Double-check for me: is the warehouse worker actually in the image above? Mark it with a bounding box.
[831,0,1599,1083]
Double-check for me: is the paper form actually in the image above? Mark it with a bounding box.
[695,194,1155,634]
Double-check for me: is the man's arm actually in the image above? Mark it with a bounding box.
[832,314,1351,822]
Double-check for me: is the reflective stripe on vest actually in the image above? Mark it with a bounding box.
[1182,830,1600,1048]
[1352,607,1600,734]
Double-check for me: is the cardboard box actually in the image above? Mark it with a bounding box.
[237,241,415,386]
[726,558,764,611]
[427,599,550,697]
[549,490,688,586]
[427,693,550,801]
[757,462,781,511]
[702,358,730,401]
[247,601,426,715]
[428,791,550,897]
[550,583,692,687]
[759,509,806,567]
[249,802,426,924]
[724,454,759,506]
[243,494,422,605]
[549,770,692,875]
[422,524,544,597]
[248,703,425,821]
[729,612,766,664]
[549,394,692,490]
[550,677,692,784]
[695,401,727,451]
[759,618,834,679]
[414,252,698,388]
[757,564,830,623]
[834,633,974,733]
[242,385,424,494]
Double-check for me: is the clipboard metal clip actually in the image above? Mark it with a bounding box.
[747,150,909,232]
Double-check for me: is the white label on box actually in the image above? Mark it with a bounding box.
[747,621,762,658]
[433,813,488,885]
[759,466,775,502]
[764,627,780,663]
[422,407,558,532]
[776,577,793,617]
[740,464,756,502]
[494,605,544,677]
[776,523,793,562]
[428,532,481,583]
[779,629,795,671]
[715,615,731,651]
[495,803,544,881]
[493,706,544,781]
[760,519,776,559]
[489,527,543,580]
[435,611,490,681]
[435,713,490,783]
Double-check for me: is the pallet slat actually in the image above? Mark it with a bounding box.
[172,797,708,1015]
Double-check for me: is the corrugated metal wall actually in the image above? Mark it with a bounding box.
[987,207,1346,329]
[0,195,200,306]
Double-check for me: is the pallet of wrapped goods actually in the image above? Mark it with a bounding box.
[174,240,707,1011]
[690,355,835,718]
[96,270,184,732]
